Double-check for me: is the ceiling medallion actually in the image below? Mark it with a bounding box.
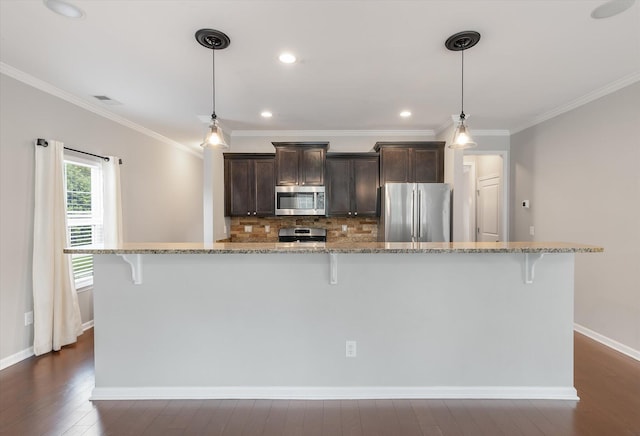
[445,31,481,52]
[195,29,231,50]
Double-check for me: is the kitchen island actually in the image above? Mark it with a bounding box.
[66,242,602,401]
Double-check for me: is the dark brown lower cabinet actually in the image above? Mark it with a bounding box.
[224,154,275,216]
[327,154,379,217]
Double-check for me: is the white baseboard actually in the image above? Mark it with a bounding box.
[0,347,34,371]
[574,323,640,361]
[91,386,579,401]
[0,321,93,371]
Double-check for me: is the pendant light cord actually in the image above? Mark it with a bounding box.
[461,48,464,115]
[211,45,216,119]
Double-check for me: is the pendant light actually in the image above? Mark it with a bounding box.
[446,31,481,149]
[195,29,231,149]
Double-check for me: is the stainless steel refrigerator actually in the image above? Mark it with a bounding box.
[379,183,451,242]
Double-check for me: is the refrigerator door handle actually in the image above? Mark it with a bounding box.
[411,188,416,239]
[418,190,422,238]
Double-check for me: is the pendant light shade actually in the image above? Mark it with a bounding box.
[450,113,475,149]
[446,31,481,150]
[203,116,227,148]
[195,29,231,149]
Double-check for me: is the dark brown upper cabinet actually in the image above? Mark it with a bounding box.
[224,154,275,216]
[273,142,328,186]
[326,154,379,217]
[374,141,445,185]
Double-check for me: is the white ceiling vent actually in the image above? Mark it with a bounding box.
[93,95,122,105]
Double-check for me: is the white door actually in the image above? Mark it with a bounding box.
[477,175,501,242]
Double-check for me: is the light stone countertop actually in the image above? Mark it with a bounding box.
[64,241,603,255]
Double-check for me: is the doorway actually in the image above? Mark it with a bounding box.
[462,154,505,242]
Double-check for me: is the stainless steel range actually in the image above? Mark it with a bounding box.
[278,227,327,243]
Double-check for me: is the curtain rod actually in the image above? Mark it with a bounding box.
[36,139,122,164]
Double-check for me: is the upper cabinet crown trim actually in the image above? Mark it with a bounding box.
[374,141,445,152]
[272,142,329,150]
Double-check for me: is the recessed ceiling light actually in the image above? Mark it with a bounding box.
[278,53,297,64]
[261,111,273,118]
[400,111,412,118]
[43,0,85,19]
[591,0,635,18]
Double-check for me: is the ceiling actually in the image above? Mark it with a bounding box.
[1,0,639,150]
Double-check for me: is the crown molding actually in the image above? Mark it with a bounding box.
[0,62,202,159]
[511,71,640,134]
[231,129,436,138]
[471,130,511,137]
[435,121,510,138]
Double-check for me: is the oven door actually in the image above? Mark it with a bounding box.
[275,186,325,216]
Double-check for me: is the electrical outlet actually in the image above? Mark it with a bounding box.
[24,311,33,326]
[244,225,252,233]
[265,225,270,233]
[529,226,535,236]
[342,224,348,232]
[346,340,357,358]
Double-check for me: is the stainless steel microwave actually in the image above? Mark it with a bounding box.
[275,186,326,216]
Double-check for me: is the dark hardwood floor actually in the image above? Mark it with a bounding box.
[1,329,638,435]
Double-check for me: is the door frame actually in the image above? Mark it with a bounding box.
[462,150,509,243]
[462,160,477,242]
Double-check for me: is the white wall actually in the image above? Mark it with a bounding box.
[0,74,204,363]
[511,81,640,354]
[474,155,503,179]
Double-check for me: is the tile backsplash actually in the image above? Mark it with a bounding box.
[228,216,378,243]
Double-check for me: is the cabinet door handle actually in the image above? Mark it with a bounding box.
[348,212,351,216]
[247,212,251,216]
[253,212,257,215]
[354,212,358,216]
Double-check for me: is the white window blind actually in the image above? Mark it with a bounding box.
[64,156,104,289]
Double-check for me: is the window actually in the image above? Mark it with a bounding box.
[64,155,104,289]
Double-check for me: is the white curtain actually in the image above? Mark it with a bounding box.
[32,140,83,356]
[102,157,123,245]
